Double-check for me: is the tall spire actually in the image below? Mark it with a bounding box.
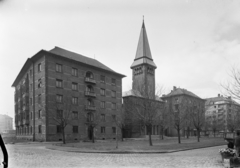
[131,19,157,69]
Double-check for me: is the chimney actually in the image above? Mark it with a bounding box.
[173,86,177,90]
[218,94,220,97]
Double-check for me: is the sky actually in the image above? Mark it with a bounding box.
[1,0,240,119]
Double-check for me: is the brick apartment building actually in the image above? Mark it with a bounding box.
[12,47,125,141]
[205,94,240,134]
[162,87,205,137]
[0,114,13,133]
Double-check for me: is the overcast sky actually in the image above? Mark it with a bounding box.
[1,0,240,119]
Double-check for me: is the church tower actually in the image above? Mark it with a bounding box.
[131,20,157,99]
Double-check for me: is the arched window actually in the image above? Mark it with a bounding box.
[86,85,94,93]
[86,71,94,79]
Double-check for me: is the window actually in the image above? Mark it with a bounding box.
[112,127,116,133]
[112,115,116,121]
[56,63,62,72]
[100,101,105,108]
[38,125,42,133]
[38,110,41,119]
[57,125,62,133]
[72,97,78,105]
[72,82,78,91]
[57,110,63,119]
[100,88,105,96]
[174,104,179,112]
[30,83,33,91]
[73,126,78,133]
[56,95,63,103]
[87,113,93,122]
[112,103,116,110]
[38,63,42,72]
[112,78,116,85]
[30,111,32,120]
[101,114,105,122]
[38,94,41,103]
[30,98,33,105]
[72,111,78,119]
[38,79,42,88]
[101,127,105,133]
[175,98,179,103]
[30,69,33,76]
[56,79,63,88]
[72,68,78,77]
[100,75,105,83]
[112,91,116,98]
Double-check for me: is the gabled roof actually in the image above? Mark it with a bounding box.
[163,87,201,99]
[50,47,124,76]
[205,96,240,106]
[131,21,157,69]
[122,89,142,97]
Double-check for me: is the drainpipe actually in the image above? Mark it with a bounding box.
[31,60,36,141]
[0,134,8,168]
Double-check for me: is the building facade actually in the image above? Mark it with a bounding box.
[205,94,240,134]
[12,47,125,141]
[0,114,13,133]
[162,86,205,137]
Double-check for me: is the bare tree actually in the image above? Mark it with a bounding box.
[124,85,164,146]
[227,108,240,133]
[221,68,240,101]
[49,97,73,144]
[114,106,128,142]
[189,105,205,142]
[158,105,171,140]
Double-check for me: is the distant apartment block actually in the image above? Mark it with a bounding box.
[12,47,125,141]
[0,114,13,133]
[205,94,240,133]
[162,86,205,137]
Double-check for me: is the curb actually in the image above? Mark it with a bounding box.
[46,144,226,154]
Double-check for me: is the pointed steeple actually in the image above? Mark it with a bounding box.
[131,20,157,69]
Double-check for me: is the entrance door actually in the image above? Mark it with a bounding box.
[88,126,93,140]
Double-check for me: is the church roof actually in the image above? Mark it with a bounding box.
[131,21,157,69]
[163,87,201,99]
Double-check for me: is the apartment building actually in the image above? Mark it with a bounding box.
[205,94,240,133]
[0,114,13,133]
[162,87,205,137]
[12,47,125,141]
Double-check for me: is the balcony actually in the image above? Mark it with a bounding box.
[85,105,96,111]
[85,91,96,97]
[85,77,96,84]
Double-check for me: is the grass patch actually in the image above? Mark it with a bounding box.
[57,137,227,152]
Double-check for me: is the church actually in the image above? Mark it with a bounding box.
[122,20,164,138]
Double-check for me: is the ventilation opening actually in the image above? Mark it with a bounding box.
[113,138,116,140]
[74,138,78,140]
[59,139,62,141]
[102,138,105,140]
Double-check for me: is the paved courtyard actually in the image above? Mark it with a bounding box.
[3,143,224,168]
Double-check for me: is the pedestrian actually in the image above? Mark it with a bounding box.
[234,130,240,157]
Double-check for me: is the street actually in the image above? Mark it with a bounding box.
[4,144,224,168]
